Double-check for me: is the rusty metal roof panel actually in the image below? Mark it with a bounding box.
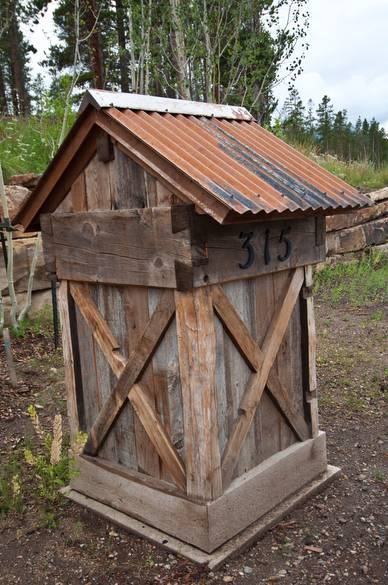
[104,105,371,219]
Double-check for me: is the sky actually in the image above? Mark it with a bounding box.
[24,0,388,131]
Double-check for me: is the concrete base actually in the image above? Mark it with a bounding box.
[64,464,340,569]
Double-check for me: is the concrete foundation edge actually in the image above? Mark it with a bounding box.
[63,464,341,569]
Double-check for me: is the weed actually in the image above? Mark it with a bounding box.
[314,249,388,306]
[11,305,54,340]
[0,458,24,515]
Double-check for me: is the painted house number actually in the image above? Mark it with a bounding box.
[238,227,292,269]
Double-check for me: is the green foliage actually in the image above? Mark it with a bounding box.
[11,304,54,339]
[281,92,388,168]
[0,84,76,179]
[314,249,388,306]
[0,458,23,515]
[319,157,388,192]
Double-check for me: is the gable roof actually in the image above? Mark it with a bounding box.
[15,90,371,229]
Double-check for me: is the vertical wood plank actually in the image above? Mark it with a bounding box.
[222,280,257,477]
[85,154,112,210]
[71,172,87,212]
[122,285,160,477]
[272,271,299,451]
[109,145,147,209]
[301,265,319,437]
[97,284,138,468]
[252,273,281,463]
[149,288,183,483]
[57,280,79,445]
[175,287,222,501]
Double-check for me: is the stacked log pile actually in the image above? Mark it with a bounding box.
[0,173,51,317]
[326,188,388,257]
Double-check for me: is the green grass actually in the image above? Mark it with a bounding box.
[314,248,388,306]
[320,158,388,192]
[0,112,76,181]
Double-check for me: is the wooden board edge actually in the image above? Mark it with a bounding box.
[62,464,340,568]
[210,431,328,550]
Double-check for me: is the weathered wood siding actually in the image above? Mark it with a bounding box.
[55,140,311,492]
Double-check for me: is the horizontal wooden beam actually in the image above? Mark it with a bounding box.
[49,208,193,289]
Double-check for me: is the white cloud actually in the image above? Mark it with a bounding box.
[274,0,388,126]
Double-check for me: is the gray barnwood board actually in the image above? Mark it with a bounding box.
[207,431,327,551]
[272,270,299,451]
[121,285,160,477]
[50,208,192,288]
[149,288,184,481]
[192,216,325,287]
[70,455,210,551]
[221,280,257,478]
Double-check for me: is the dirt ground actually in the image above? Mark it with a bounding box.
[0,293,387,585]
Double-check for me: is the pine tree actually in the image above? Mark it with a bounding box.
[316,95,334,153]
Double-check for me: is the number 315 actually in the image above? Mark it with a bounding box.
[238,227,292,270]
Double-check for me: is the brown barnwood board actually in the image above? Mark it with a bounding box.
[128,383,186,490]
[108,145,148,210]
[40,214,56,275]
[221,267,305,487]
[212,283,309,443]
[83,289,175,455]
[192,216,325,287]
[207,432,328,551]
[175,287,222,501]
[69,282,126,378]
[71,172,87,212]
[65,464,340,568]
[57,281,79,444]
[49,209,192,289]
[70,455,210,551]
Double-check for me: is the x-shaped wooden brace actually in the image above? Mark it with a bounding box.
[69,283,186,491]
[216,267,308,488]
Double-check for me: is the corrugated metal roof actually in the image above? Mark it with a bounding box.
[104,104,371,218]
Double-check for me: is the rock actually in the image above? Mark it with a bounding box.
[243,566,253,574]
[3,185,31,222]
[8,172,41,189]
[223,577,234,583]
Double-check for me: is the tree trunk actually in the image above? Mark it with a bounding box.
[115,0,129,92]
[169,0,190,99]
[0,65,9,115]
[8,4,29,115]
[87,0,104,89]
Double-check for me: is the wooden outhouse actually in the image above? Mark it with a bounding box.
[15,90,371,564]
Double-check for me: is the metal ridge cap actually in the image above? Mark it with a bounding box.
[79,89,253,120]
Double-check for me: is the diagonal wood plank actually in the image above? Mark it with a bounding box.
[70,282,127,378]
[212,284,310,443]
[83,289,176,456]
[221,268,305,488]
[128,383,186,491]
